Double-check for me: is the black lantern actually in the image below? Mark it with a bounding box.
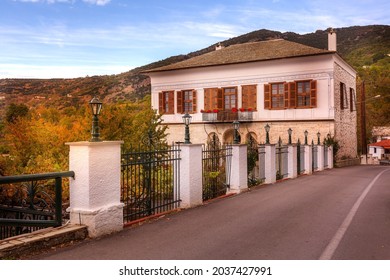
[317,132,321,145]
[233,120,240,144]
[265,123,270,144]
[182,113,192,144]
[288,128,292,145]
[89,96,103,142]
[304,130,308,145]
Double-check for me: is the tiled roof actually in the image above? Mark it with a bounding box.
[369,139,390,149]
[146,39,335,73]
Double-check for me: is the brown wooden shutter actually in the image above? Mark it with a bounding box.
[177,90,183,114]
[242,85,257,110]
[310,80,317,108]
[167,91,174,114]
[289,82,296,108]
[217,88,223,110]
[284,82,289,108]
[264,84,271,109]
[158,92,164,113]
[192,90,197,113]
[204,88,218,111]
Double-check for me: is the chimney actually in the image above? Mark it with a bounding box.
[328,27,337,51]
[215,42,224,51]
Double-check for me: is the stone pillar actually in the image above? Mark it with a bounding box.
[66,141,124,238]
[317,145,325,171]
[264,144,276,184]
[304,145,313,175]
[228,144,248,194]
[179,144,203,208]
[287,144,298,179]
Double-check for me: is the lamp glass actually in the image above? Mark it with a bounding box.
[233,120,240,130]
[265,123,270,133]
[288,128,292,136]
[90,96,102,115]
[182,113,192,125]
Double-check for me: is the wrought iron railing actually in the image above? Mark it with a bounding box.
[202,110,253,122]
[0,171,74,240]
[202,143,232,201]
[121,144,181,224]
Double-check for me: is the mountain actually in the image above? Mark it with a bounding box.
[0,25,389,117]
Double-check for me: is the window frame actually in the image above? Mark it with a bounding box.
[296,80,312,108]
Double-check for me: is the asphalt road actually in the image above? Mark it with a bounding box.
[33,165,390,260]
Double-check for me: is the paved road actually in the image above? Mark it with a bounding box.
[33,165,390,260]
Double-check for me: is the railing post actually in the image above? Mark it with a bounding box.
[228,144,248,194]
[304,144,313,175]
[179,144,203,208]
[66,141,124,238]
[287,144,298,179]
[264,144,276,184]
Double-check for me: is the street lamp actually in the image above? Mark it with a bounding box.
[265,123,270,144]
[89,96,103,142]
[317,132,321,145]
[233,120,240,144]
[288,128,292,144]
[304,130,308,145]
[182,113,192,144]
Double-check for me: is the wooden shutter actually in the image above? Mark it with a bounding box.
[192,90,197,113]
[177,90,183,114]
[242,85,257,110]
[264,84,271,109]
[204,88,216,111]
[217,88,223,110]
[158,92,164,113]
[284,82,289,108]
[289,82,296,108]
[310,80,317,108]
[167,91,174,114]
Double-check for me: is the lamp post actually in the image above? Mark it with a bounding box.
[304,130,308,145]
[288,128,292,145]
[233,120,240,144]
[265,123,270,144]
[89,96,103,142]
[182,113,192,144]
[317,132,321,145]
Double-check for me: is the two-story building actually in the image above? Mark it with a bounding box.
[145,29,357,159]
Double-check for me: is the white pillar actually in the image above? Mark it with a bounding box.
[66,141,124,238]
[264,144,276,184]
[228,144,248,194]
[317,145,325,171]
[328,145,334,169]
[287,144,298,179]
[179,144,203,208]
[304,145,313,175]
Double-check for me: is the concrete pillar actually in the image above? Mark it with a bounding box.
[264,144,276,184]
[317,145,325,171]
[304,145,313,175]
[287,144,298,179]
[66,141,124,238]
[179,144,203,208]
[228,144,248,194]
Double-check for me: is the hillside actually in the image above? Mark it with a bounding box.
[0,25,389,118]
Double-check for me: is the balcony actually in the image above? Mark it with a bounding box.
[201,110,253,122]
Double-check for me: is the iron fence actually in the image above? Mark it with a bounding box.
[121,144,181,224]
[202,142,232,201]
[276,141,288,179]
[312,144,318,171]
[247,140,265,187]
[297,140,305,174]
[0,171,74,240]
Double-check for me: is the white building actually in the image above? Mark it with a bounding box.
[145,30,357,159]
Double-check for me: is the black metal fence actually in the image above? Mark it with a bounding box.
[0,171,74,240]
[247,139,265,187]
[121,144,181,224]
[312,144,318,171]
[297,140,305,175]
[276,141,288,179]
[202,142,232,201]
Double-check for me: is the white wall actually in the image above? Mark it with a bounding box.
[369,146,385,159]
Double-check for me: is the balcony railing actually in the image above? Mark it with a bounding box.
[202,111,253,122]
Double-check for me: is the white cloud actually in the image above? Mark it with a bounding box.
[13,0,111,5]
[82,0,111,5]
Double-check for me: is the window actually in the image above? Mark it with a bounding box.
[271,83,285,109]
[350,88,356,112]
[264,80,316,109]
[340,82,348,109]
[158,91,174,114]
[177,90,197,114]
[223,87,237,110]
[242,85,257,110]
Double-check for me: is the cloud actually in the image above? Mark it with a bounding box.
[13,0,111,5]
[82,0,111,5]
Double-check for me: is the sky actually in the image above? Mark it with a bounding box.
[0,0,389,79]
